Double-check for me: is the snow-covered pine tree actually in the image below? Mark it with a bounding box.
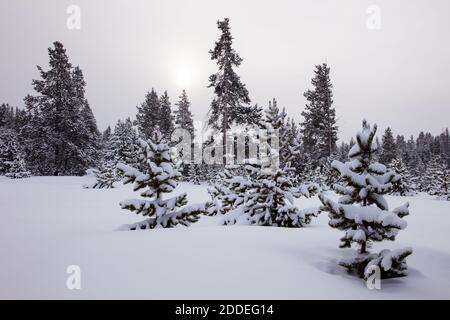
[87,160,117,189]
[111,118,140,168]
[174,90,195,139]
[422,155,438,194]
[440,168,450,201]
[135,89,161,140]
[21,42,99,176]
[424,155,449,199]
[174,90,196,181]
[408,149,426,192]
[301,63,338,166]
[380,127,398,165]
[288,133,316,186]
[0,104,27,131]
[396,134,407,161]
[0,129,14,175]
[85,132,117,189]
[405,135,417,164]
[264,99,286,129]
[295,151,338,191]
[186,163,202,185]
[319,120,412,280]
[5,157,31,179]
[85,118,139,189]
[72,67,101,170]
[116,128,206,230]
[283,118,305,184]
[0,104,13,129]
[159,91,175,140]
[388,158,415,196]
[440,128,450,167]
[79,104,101,166]
[287,131,315,186]
[285,118,300,157]
[311,165,326,189]
[206,164,254,216]
[321,153,341,189]
[207,18,261,165]
[416,131,434,166]
[207,128,320,225]
[100,126,112,150]
[262,98,292,166]
[337,141,351,162]
[0,128,30,178]
[221,160,320,227]
[202,164,220,184]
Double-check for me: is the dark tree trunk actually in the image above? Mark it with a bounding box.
[222,112,228,166]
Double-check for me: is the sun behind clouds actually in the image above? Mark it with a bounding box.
[169,55,198,90]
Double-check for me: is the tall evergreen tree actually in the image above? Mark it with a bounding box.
[416,131,434,165]
[395,135,408,162]
[135,89,161,139]
[440,128,450,166]
[380,127,397,165]
[0,104,10,128]
[174,90,195,138]
[301,63,338,165]
[174,90,196,180]
[21,42,99,176]
[159,91,175,140]
[73,67,101,168]
[405,135,416,166]
[423,155,449,198]
[207,18,260,164]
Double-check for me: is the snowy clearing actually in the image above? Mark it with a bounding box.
[0,176,449,299]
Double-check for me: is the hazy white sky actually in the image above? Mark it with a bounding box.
[1,0,449,141]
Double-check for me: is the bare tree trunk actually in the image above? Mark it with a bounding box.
[222,112,228,166]
[360,198,368,254]
[360,240,367,254]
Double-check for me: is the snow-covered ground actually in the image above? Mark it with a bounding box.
[0,176,449,299]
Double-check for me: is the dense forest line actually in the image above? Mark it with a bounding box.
[0,19,448,199]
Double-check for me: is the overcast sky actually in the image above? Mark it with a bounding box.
[1,0,449,142]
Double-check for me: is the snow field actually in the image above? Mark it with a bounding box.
[0,176,449,299]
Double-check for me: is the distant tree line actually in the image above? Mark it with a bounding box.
[0,19,448,200]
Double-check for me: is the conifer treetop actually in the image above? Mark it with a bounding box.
[301,62,338,161]
[136,88,161,139]
[207,18,256,130]
[174,89,195,137]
